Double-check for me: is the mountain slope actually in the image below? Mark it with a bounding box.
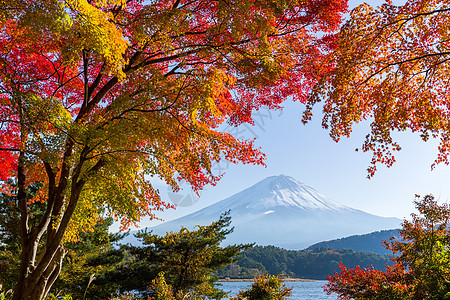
[125,175,401,249]
[306,229,402,255]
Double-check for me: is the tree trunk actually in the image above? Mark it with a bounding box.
[12,246,67,300]
[10,130,89,300]
[12,169,85,299]
[10,52,107,298]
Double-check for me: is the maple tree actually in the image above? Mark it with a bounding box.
[325,195,450,299]
[305,0,450,176]
[0,0,347,298]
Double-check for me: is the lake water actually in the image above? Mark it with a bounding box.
[219,280,338,299]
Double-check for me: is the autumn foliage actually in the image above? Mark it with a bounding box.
[325,195,450,299]
[0,0,347,298]
[306,0,450,176]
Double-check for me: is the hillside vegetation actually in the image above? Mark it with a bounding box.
[217,245,394,280]
[306,229,401,255]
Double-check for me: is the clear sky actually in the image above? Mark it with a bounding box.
[113,0,450,231]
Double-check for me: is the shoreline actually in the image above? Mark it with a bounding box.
[218,278,316,282]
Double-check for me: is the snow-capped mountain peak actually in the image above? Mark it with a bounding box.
[219,174,349,212]
[123,175,401,249]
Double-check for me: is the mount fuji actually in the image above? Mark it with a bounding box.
[127,175,401,249]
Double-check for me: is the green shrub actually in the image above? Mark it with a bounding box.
[230,275,292,300]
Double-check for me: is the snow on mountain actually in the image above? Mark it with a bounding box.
[123,175,401,249]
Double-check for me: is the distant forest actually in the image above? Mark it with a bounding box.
[216,245,394,280]
[306,229,401,255]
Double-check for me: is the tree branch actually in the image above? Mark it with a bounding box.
[359,51,450,86]
[0,147,20,151]
[82,49,89,111]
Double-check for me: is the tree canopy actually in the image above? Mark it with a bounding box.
[306,0,450,176]
[102,211,251,298]
[0,0,348,298]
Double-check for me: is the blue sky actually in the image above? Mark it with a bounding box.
[127,99,450,231]
[113,0,450,231]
